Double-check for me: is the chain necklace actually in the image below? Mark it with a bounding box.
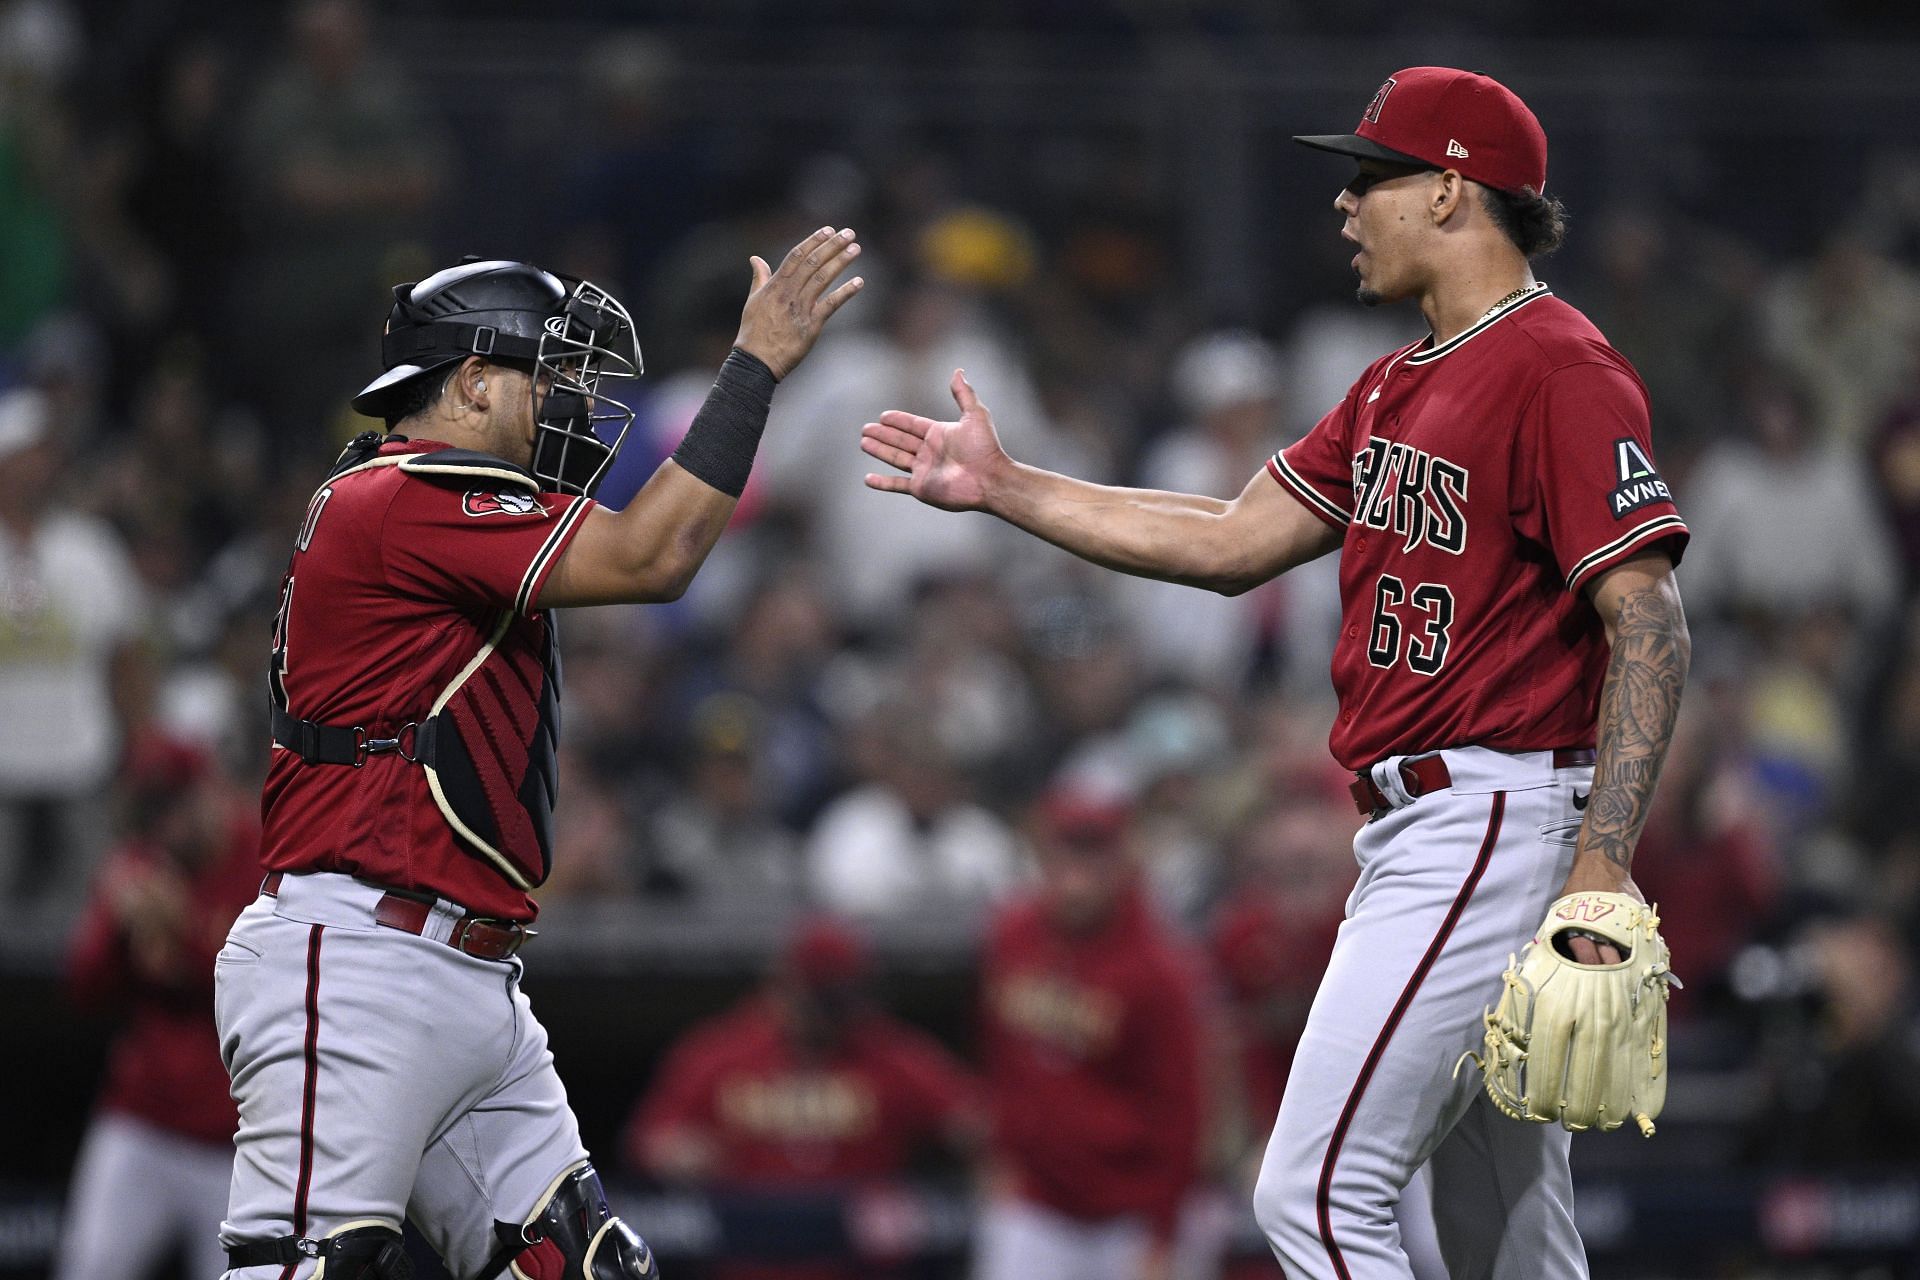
[1485,282,1544,317]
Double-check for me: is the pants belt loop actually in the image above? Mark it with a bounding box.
[1369,755,1419,809]
[421,898,466,945]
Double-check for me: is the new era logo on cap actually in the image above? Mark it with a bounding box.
[1293,67,1549,196]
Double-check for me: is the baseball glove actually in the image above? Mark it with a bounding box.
[1466,891,1678,1137]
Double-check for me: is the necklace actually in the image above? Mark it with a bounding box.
[1485,283,1543,316]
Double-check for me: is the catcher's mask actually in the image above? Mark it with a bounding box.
[352,257,642,497]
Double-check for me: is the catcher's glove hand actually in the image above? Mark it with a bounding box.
[1463,891,1678,1137]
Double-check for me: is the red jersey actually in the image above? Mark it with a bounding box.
[1267,289,1689,770]
[627,995,977,1184]
[981,886,1204,1242]
[260,438,596,920]
[66,818,262,1145]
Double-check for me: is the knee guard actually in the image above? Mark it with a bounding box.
[481,1162,660,1280]
[226,1221,412,1278]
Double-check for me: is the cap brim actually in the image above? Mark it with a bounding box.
[350,357,462,417]
[1292,133,1433,169]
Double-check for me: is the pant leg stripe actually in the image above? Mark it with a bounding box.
[282,923,325,1280]
[1315,791,1506,1280]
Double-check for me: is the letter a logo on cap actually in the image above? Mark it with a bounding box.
[1447,139,1470,158]
[1362,78,1396,124]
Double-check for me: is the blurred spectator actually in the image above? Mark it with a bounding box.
[232,0,446,431]
[117,39,238,343]
[1681,365,1901,627]
[1631,699,1784,1019]
[641,693,803,901]
[974,788,1206,1280]
[552,34,714,306]
[693,574,846,828]
[1024,584,1148,766]
[1116,330,1290,690]
[1056,691,1236,926]
[1746,913,1920,1167]
[1762,233,1920,445]
[54,734,259,1280]
[0,388,147,912]
[537,744,637,900]
[806,702,1021,921]
[895,572,1042,796]
[627,916,980,1280]
[0,0,74,348]
[1867,335,1920,591]
[759,227,1067,633]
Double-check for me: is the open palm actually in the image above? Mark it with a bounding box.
[860,370,1007,512]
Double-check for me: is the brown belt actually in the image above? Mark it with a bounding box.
[1349,748,1597,817]
[259,872,532,961]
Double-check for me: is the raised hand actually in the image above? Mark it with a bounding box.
[733,227,864,379]
[860,369,1009,512]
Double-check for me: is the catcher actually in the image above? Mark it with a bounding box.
[216,228,861,1279]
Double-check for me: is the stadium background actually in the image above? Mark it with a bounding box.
[5,0,1920,1276]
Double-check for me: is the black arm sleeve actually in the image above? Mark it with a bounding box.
[669,348,778,498]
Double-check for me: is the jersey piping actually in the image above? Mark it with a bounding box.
[1564,513,1689,592]
[515,497,592,617]
[1267,453,1351,528]
[1404,285,1552,365]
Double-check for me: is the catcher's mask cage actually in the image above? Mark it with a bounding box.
[352,258,643,497]
[528,278,642,497]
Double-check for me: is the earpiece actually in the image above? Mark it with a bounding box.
[476,380,487,391]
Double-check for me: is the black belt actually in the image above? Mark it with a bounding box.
[272,706,438,767]
[1350,747,1596,816]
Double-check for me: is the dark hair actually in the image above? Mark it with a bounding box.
[1480,185,1569,258]
[385,362,462,428]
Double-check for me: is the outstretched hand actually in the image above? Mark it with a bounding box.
[860,369,1009,512]
[734,227,864,379]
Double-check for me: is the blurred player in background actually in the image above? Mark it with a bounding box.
[973,788,1206,1280]
[629,915,981,1280]
[56,735,260,1280]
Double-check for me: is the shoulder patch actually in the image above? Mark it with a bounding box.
[463,490,545,518]
[1608,438,1672,519]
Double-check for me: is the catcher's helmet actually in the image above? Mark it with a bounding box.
[353,258,642,497]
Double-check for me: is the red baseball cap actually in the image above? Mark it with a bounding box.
[1294,67,1548,196]
[783,916,870,989]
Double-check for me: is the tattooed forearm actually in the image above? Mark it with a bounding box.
[1577,581,1690,874]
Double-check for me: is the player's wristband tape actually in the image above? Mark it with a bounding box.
[670,347,777,498]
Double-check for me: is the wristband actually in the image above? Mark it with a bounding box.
[670,348,777,498]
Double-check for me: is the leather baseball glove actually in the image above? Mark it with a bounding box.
[1467,891,1678,1136]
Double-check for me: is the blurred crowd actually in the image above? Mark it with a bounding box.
[9,0,1920,1274]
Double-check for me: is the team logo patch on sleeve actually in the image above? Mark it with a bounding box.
[463,490,544,518]
[1608,439,1672,518]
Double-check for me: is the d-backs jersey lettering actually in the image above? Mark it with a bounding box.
[1267,289,1687,770]
[260,438,596,921]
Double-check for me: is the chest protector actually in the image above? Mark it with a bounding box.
[270,434,561,893]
